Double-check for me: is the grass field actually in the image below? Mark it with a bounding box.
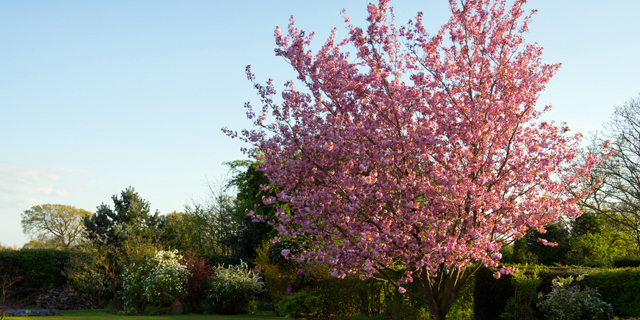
[3,309,281,320]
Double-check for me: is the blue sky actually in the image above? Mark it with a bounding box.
[1,0,639,246]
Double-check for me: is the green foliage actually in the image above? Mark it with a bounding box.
[474,266,595,320]
[522,222,571,265]
[200,254,255,269]
[584,267,640,317]
[181,253,214,313]
[278,290,324,318]
[613,257,640,268]
[118,242,190,313]
[566,232,624,268]
[206,261,264,314]
[474,266,515,320]
[0,249,73,289]
[118,239,159,311]
[383,291,428,320]
[537,275,613,320]
[20,204,91,248]
[500,267,541,320]
[83,187,165,248]
[64,247,109,305]
[164,180,238,256]
[141,250,190,310]
[226,160,279,258]
[446,272,475,320]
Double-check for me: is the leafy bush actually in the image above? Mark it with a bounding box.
[180,252,213,313]
[119,242,158,311]
[566,233,623,268]
[141,250,190,310]
[255,241,297,302]
[64,247,109,305]
[501,267,541,320]
[120,248,189,312]
[278,290,324,317]
[537,275,613,320]
[206,260,263,314]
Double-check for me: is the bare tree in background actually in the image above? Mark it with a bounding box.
[582,95,640,255]
[165,178,238,256]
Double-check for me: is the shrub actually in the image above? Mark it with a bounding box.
[206,260,263,314]
[141,250,190,311]
[278,290,324,317]
[119,243,158,311]
[120,248,190,313]
[255,241,297,303]
[64,246,109,306]
[180,252,213,313]
[537,275,613,320]
[501,267,541,320]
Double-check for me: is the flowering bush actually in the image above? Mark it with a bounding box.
[537,275,613,320]
[206,260,263,314]
[142,250,190,309]
[120,250,190,312]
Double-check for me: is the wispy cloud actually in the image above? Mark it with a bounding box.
[0,163,87,197]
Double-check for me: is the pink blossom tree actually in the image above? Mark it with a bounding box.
[225,0,599,319]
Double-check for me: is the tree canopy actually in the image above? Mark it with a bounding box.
[21,204,91,248]
[83,187,164,247]
[226,0,599,319]
[582,95,640,255]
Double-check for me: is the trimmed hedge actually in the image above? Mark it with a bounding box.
[0,249,74,289]
[613,257,640,268]
[584,268,640,318]
[475,265,640,320]
[473,266,514,320]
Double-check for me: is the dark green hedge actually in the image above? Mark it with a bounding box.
[613,257,640,268]
[0,249,74,289]
[583,268,640,318]
[473,266,514,320]
[474,265,640,319]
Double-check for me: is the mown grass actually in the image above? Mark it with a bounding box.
[3,309,280,320]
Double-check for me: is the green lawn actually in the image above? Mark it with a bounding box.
[3,309,280,320]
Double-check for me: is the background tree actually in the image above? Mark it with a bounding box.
[226,160,278,258]
[512,221,571,265]
[81,187,165,309]
[83,187,164,247]
[164,179,238,256]
[582,95,640,256]
[20,204,91,248]
[226,1,599,319]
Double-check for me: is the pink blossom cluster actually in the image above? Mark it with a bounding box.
[225,0,599,288]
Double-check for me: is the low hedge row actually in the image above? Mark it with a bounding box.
[0,249,74,289]
[474,265,640,320]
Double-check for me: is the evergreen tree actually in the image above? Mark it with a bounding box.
[84,186,164,247]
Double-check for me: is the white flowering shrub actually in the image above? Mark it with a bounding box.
[142,250,191,309]
[120,249,190,312]
[537,275,613,320]
[206,260,264,314]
